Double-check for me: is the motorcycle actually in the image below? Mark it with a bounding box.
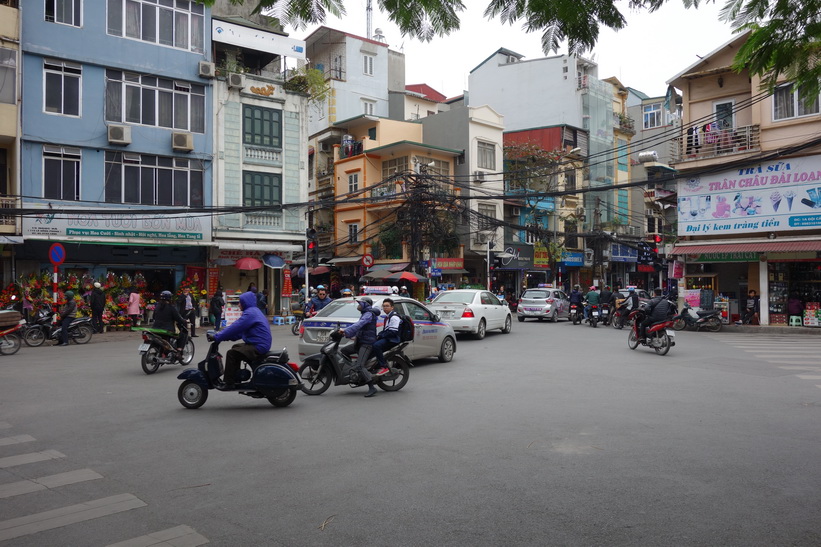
[569,303,582,325]
[0,323,23,356]
[586,304,600,327]
[672,302,722,332]
[177,330,302,409]
[298,327,411,396]
[610,305,634,330]
[627,307,680,355]
[135,327,195,375]
[23,311,93,347]
[600,303,610,325]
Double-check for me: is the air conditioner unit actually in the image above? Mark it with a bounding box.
[511,207,521,216]
[198,61,215,79]
[602,247,611,259]
[227,73,245,89]
[107,124,131,145]
[475,233,488,244]
[319,141,331,152]
[474,170,485,182]
[628,225,640,236]
[172,131,194,152]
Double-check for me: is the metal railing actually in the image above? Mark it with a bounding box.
[673,124,760,163]
[244,212,282,228]
[244,145,282,165]
[0,197,17,227]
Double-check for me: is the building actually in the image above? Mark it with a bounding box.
[18,0,214,291]
[667,32,821,326]
[389,84,446,121]
[0,0,21,286]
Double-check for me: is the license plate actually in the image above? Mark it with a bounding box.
[602,309,609,315]
[524,307,542,312]
[138,343,150,352]
[315,331,329,343]
[592,311,599,317]
[666,329,675,338]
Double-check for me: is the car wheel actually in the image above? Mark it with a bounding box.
[473,319,486,340]
[438,336,455,362]
[550,311,558,323]
[501,315,512,334]
[517,316,525,322]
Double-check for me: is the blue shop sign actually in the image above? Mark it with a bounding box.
[562,251,584,266]
[610,244,638,263]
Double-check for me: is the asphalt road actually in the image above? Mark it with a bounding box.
[1,320,820,546]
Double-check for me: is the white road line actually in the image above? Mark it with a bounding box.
[796,375,821,380]
[0,493,146,541]
[0,469,104,499]
[779,366,821,371]
[0,450,65,469]
[0,434,35,447]
[107,525,209,547]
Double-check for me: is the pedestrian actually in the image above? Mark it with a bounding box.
[247,282,258,293]
[209,289,225,330]
[58,291,77,346]
[177,287,198,337]
[738,289,760,325]
[89,282,105,333]
[257,289,269,315]
[127,290,142,327]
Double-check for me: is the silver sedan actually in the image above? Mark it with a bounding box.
[427,289,513,339]
[517,288,571,322]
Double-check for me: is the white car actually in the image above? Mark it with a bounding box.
[427,289,513,339]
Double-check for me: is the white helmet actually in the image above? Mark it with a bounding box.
[391,286,399,294]
[401,286,407,290]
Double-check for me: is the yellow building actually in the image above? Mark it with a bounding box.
[0,0,21,284]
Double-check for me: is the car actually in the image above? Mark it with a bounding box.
[615,289,652,305]
[427,289,513,339]
[516,288,571,322]
[297,296,457,364]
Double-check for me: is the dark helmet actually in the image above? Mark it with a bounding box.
[64,290,74,299]
[357,296,373,308]
[160,290,173,300]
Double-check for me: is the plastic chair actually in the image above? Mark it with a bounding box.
[272,316,285,325]
[789,316,802,327]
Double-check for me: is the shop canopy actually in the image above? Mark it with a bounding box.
[671,240,821,255]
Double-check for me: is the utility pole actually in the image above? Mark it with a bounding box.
[593,197,602,286]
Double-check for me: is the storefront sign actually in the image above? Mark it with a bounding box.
[677,154,821,236]
[684,289,701,308]
[214,249,288,260]
[669,260,685,279]
[689,252,760,262]
[561,252,584,266]
[207,268,220,295]
[24,212,211,243]
[610,244,638,262]
[498,244,533,269]
[533,243,550,268]
[432,257,464,269]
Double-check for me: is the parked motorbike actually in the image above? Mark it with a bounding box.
[586,304,600,328]
[672,302,722,332]
[177,331,301,409]
[135,327,194,375]
[569,303,582,325]
[298,327,411,395]
[0,323,22,356]
[23,311,93,346]
[627,307,680,356]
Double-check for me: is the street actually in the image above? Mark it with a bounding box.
[1,321,820,546]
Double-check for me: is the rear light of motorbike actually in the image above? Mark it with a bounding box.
[287,362,299,372]
[461,307,475,318]
[142,333,148,341]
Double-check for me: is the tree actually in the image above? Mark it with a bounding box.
[206,0,819,97]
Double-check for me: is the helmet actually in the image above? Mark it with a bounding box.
[628,287,635,292]
[574,285,580,290]
[589,286,597,291]
[357,296,373,308]
[401,286,407,290]
[341,288,352,295]
[160,290,173,300]
[391,286,399,294]
[316,285,326,290]
[64,291,74,299]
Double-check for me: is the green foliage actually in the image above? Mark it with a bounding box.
[378,224,404,258]
[283,66,331,104]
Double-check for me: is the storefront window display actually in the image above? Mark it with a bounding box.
[768,261,821,327]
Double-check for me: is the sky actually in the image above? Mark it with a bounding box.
[287,0,738,99]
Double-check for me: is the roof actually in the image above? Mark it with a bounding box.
[364,140,463,157]
[470,47,524,74]
[627,87,650,100]
[212,15,289,36]
[667,31,751,86]
[405,84,447,103]
[304,25,388,49]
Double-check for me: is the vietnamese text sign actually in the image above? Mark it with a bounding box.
[677,154,821,236]
[23,212,212,243]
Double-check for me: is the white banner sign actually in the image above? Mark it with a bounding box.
[677,154,821,236]
[23,211,212,243]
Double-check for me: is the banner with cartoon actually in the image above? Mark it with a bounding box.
[677,154,821,236]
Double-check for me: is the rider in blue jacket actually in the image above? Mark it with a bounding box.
[213,291,272,388]
[338,296,381,398]
[305,285,333,316]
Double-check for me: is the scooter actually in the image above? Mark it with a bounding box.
[586,304,600,328]
[0,323,23,356]
[627,307,680,356]
[134,327,194,375]
[177,330,302,409]
[298,328,411,395]
[569,303,582,325]
[611,305,634,330]
[600,303,611,325]
[672,302,722,332]
[23,311,93,346]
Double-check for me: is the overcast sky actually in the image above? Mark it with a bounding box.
[289,0,737,99]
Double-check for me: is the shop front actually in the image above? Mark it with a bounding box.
[491,244,534,300]
[609,243,638,291]
[430,257,470,289]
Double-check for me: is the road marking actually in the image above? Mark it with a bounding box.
[796,375,821,380]
[107,524,209,547]
[0,422,11,430]
[0,434,35,447]
[0,493,146,541]
[0,469,103,499]
[0,450,65,469]
[779,366,821,371]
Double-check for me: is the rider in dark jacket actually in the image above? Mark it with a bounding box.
[639,288,674,340]
[338,297,381,398]
[152,290,189,350]
[305,286,333,316]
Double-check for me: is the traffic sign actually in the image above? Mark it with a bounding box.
[362,254,374,267]
[430,268,442,277]
[49,243,66,266]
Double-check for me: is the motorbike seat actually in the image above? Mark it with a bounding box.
[695,310,715,317]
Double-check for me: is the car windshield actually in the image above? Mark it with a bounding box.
[433,292,474,304]
[524,291,550,299]
[314,300,363,319]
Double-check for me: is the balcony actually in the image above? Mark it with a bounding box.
[244,212,282,228]
[0,197,17,233]
[614,113,636,135]
[244,145,282,166]
[338,141,364,160]
[672,124,760,164]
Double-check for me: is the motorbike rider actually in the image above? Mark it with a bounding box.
[211,291,272,389]
[341,287,353,297]
[639,288,675,341]
[600,285,614,309]
[58,291,77,346]
[583,285,600,321]
[152,290,189,351]
[568,285,584,315]
[398,286,410,298]
[371,298,401,377]
[336,296,381,398]
[624,286,640,312]
[305,285,332,316]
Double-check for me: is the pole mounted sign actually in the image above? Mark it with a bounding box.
[49,243,66,266]
[362,254,374,268]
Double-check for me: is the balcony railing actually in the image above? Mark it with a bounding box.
[0,197,17,228]
[673,124,760,163]
[338,141,364,160]
[244,145,282,165]
[614,113,636,135]
[244,212,282,228]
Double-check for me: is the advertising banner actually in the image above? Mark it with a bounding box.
[677,154,821,236]
[23,211,212,243]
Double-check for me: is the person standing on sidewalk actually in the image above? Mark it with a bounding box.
[127,290,142,327]
[58,291,77,346]
[89,282,105,334]
[177,287,198,337]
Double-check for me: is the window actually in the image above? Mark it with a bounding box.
[44,59,81,116]
[643,102,662,129]
[362,99,375,115]
[617,138,628,172]
[106,70,205,132]
[107,0,204,53]
[348,223,359,244]
[382,156,408,180]
[243,171,282,207]
[105,152,203,206]
[363,54,374,76]
[477,141,495,170]
[45,0,81,26]
[43,146,80,201]
[243,105,281,148]
[0,48,16,105]
[400,301,430,322]
[773,83,820,121]
[714,100,735,129]
[563,168,576,192]
[478,203,496,231]
[348,173,359,194]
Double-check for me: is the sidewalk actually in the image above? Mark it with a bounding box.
[722,324,821,335]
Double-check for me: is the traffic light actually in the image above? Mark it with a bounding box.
[491,255,503,269]
[306,228,318,267]
[651,233,663,253]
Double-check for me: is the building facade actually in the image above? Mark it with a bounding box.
[0,0,21,286]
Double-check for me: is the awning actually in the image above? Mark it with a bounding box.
[217,242,302,252]
[374,262,409,272]
[671,240,821,255]
[441,269,469,275]
[327,256,363,264]
[0,236,24,244]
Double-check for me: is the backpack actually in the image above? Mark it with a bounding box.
[397,313,414,342]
